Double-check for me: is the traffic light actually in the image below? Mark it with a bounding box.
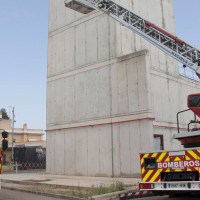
[2,130,8,151]
[2,131,8,139]
[2,140,8,151]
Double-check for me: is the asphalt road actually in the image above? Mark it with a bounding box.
[1,189,199,200]
[138,194,200,200]
[0,189,60,200]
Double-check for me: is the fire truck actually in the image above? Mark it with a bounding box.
[139,95,200,194]
[64,0,200,195]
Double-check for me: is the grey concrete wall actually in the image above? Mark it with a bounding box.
[46,119,154,177]
[46,126,113,176]
[47,50,151,127]
[47,51,155,177]
[46,0,200,177]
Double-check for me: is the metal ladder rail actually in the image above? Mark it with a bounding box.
[77,0,200,74]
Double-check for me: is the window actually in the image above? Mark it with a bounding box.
[154,135,164,151]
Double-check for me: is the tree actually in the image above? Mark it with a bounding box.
[0,108,9,119]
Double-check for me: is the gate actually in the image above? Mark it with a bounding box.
[14,148,46,169]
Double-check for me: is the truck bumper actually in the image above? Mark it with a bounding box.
[139,181,200,191]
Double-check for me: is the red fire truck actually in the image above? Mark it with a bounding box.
[139,94,200,194]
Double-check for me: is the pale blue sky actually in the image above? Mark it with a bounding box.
[0,0,49,130]
[0,0,199,131]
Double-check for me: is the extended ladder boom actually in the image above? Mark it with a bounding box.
[65,0,200,75]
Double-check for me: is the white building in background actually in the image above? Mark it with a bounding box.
[46,0,200,177]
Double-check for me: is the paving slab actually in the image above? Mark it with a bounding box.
[0,172,140,189]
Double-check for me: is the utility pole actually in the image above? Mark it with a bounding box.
[11,107,15,162]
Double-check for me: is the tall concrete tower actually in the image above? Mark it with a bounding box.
[46,0,200,177]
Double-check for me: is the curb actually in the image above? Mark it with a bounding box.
[90,190,128,200]
[2,186,87,200]
[90,189,154,200]
[119,191,154,199]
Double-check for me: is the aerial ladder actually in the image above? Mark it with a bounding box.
[65,0,200,75]
[65,0,200,197]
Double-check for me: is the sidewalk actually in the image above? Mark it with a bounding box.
[0,171,140,189]
[0,170,141,200]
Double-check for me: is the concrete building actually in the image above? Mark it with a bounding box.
[0,118,45,163]
[46,0,200,177]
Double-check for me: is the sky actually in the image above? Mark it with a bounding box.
[173,0,200,49]
[0,0,200,132]
[0,0,49,130]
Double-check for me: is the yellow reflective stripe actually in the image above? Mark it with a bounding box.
[150,170,160,182]
[142,167,145,174]
[158,152,166,162]
[189,151,198,159]
[141,159,144,166]
[186,155,191,160]
[174,157,181,161]
[152,153,158,158]
[165,157,170,162]
[174,169,183,172]
[143,170,153,182]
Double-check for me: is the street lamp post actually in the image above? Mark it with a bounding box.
[11,107,15,162]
